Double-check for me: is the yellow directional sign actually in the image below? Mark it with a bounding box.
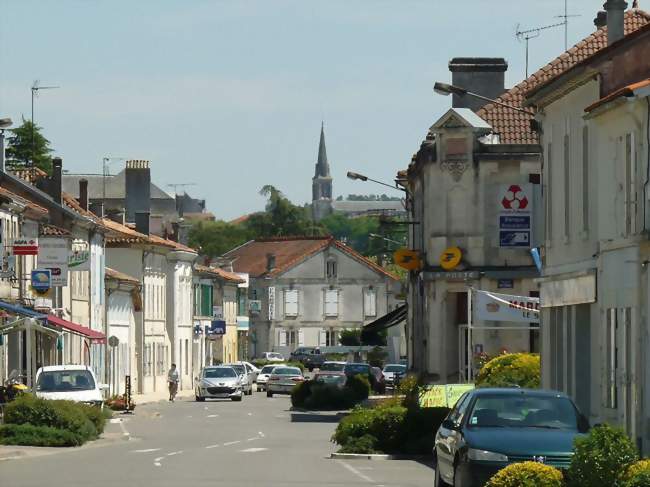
[440,246,463,270]
[393,248,421,271]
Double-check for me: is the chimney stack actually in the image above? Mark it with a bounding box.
[448,58,508,112]
[135,211,150,235]
[266,253,276,272]
[79,178,88,211]
[51,157,62,205]
[125,160,151,223]
[594,10,607,28]
[604,0,628,45]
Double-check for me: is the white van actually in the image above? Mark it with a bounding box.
[35,365,107,407]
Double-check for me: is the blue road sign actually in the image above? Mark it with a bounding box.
[499,215,531,230]
[499,231,530,247]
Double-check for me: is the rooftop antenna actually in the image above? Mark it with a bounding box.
[555,0,582,50]
[31,80,59,175]
[516,21,565,77]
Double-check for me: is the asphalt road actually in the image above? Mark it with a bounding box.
[0,389,433,487]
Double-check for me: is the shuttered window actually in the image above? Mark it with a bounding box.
[201,284,212,317]
[325,289,339,316]
[364,289,377,317]
[284,289,299,317]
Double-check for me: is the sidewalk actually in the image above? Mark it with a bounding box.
[131,388,194,406]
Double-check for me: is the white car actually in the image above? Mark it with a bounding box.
[266,366,304,397]
[256,364,282,392]
[382,364,407,387]
[241,361,261,383]
[262,352,285,362]
[195,366,243,402]
[34,365,107,407]
[222,363,253,395]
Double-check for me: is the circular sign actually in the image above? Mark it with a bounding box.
[440,247,462,270]
[393,248,421,271]
[108,335,120,348]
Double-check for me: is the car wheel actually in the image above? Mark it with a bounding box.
[232,395,242,402]
[195,395,205,402]
[267,390,273,398]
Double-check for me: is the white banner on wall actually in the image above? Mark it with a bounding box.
[39,237,70,287]
[473,289,539,323]
[268,287,276,321]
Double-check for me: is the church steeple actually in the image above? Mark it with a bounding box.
[312,122,333,221]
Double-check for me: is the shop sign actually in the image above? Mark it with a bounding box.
[69,240,90,271]
[13,238,39,256]
[39,238,70,287]
[439,247,462,271]
[31,269,51,294]
[498,184,532,248]
[474,289,540,323]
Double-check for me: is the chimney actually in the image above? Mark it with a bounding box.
[448,58,508,112]
[79,178,88,211]
[105,208,124,225]
[135,211,150,235]
[89,201,104,218]
[51,157,62,204]
[604,0,628,45]
[594,10,607,28]
[125,160,151,223]
[266,253,276,272]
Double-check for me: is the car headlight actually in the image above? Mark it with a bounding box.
[467,448,508,462]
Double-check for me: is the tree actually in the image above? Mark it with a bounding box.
[5,118,54,174]
[320,213,379,256]
[188,220,250,258]
[339,329,362,346]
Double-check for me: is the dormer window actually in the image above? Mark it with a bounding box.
[326,258,337,279]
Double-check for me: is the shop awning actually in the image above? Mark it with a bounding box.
[362,304,407,334]
[47,315,106,343]
[0,300,46,319]
[0,317,61,337]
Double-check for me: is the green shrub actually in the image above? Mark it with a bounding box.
[252,359,272,368]
[475,353,540,389]
[291,380,313,408]
[622,459,650,487]
[332,406,379,447]
[397,373,420,408]
[402,407,450,454]
[567,424,638,487]
[0,424,83,447]
[305,384,351,410]
[365,405,407,452]
[325,353,347,361]
[79,403,112,434]
[346,374,370,402]
[338,434,378,454]
[485,461,564,487]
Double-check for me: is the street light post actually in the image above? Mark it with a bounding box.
[433,82,535,116]
[346,171,407,193]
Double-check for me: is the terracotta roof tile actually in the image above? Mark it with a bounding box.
[194,264,245,283]
[105,267,140,285]
[476,9,650,144]
[40,224,71,237]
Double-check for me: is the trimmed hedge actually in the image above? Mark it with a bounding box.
[292,374,370,410]
[567,424,638,487]
[623,460,650,487]
[475,353,541,389]
[0,424,83,447]
[486,461,564,487]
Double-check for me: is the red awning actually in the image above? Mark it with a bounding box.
[47,315,106,343]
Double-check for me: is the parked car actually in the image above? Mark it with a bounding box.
[242,361,261,382]
[312,371,347,389]
[434,388,589,487]
[256,364,282,392]
[266,366,304,397]
[34,365,107,407]
[222,363,253,395]
[195,366,244,402]
[261,352,285,362]
[290,347,326,371]
[370,367,386,394]
[382,364,407,387]
[319,361,346,372]
[343,362,383,393]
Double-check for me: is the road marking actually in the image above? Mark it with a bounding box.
[167,451,183,456]
[223,440,241,446]
[240,447,267,453]
[117,419,130,437]
[207,414,219,418]
[258,431,265,438]
[154,456,165,467]
[132,448,162,453]
[247,412,253,416]
[205,444,220,449]
[246,437,260,442]
[338,460,374,483]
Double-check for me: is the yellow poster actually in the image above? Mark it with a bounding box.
[419,384,475,408]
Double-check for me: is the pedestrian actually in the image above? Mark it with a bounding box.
[167,363,179,401]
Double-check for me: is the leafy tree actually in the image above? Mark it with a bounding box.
[5,118,54,174]
[320,213,379,256]
[339,329,362,346]
[188,220,250,258]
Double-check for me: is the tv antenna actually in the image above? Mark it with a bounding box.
[555,0,582,50]
[516,21,565,77]
[31,80,59,173]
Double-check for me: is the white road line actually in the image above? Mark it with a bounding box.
[240,447,267,453]
[167,450,183,456]
[132,448,162,453]
[247,412,253,416]
[338,460,374,483]
[205,444,220,449]
[246,437,260,442]
[207,414,219,418]
[258,431,265,437]
[118,419,130,437]
[223,440,241,446]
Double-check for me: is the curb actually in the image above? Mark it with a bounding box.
[0,450,26,461]
[330,452,433,461]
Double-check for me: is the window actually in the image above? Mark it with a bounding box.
[546,142,553,243]
[277,328,299,347]
[625,133,637,235]
[144,344,153,377]
[364,289,377,317]
[237,288,247,316]
[284,289,298,317]
[324,289,339,317]
[184,339,189,373]
[201,284,212,317]
[606,308,617,409]
[326,259,337,278]
[326,329,338,346]
[563,132,570,239]
[582,126,589,233]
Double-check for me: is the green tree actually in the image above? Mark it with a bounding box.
[5,119,54,174]
[188,220,250,258]
[320,213,379,256]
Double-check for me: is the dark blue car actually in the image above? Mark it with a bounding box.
[434,388,589,487]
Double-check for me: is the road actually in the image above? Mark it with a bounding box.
[0,389,433,487]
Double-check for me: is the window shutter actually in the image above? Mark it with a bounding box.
[285,289,298,317]
[318,329,327,346]
[364,289,377,317]
[325,289,338,316]
[298,329,304,346]
[278,328,286,347]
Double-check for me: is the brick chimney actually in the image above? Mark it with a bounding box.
[266,253,276,272]
[135,211,150,235]
[604,0,628,45]
[79,178,88,211]
[448,58,508,112]
[51,157,62,204]
[124,160,151,223]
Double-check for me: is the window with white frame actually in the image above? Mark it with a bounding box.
[324,289,339,317]
[625,132,638,235]
[277,328,300,347]
[364,288,377,317]
[284,289,298,317]
[326,258,337,278]
[326,328,338,346]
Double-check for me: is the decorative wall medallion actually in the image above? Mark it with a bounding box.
[440,160,469,181]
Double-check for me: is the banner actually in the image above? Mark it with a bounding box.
[474,289,540,323]
[69,240,90,271]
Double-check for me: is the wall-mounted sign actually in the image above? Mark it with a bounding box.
[394,248,421,271]
[473,289,540,323]
[212,305,224,320]
[39,238,70,287]
[31,269,51,294]
[498,184,532,248]
[268,287,276,320]
[497,279,514,289]
[439,247,463,271]
[69,240,90,271]
[13,238,39,256]
[208,320,226,336]
[423,271,479,281]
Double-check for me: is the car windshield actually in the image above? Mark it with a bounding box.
[227,364,246,375]
[203,368,236,378]
[384,365,406,373]
[344,364,369,375]
[316,374,346,385]
[467,394,580,430]
[36,370,95,392]
[320,362,345,371]
[260,365,277,374]
[273,367,301,376]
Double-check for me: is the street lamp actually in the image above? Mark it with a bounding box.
[0,117,13,172]
[433,82,535,116]
[346,171,406,193]
[369,233,404,247]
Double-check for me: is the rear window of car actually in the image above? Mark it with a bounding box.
[384,365,406,373]
[320,362,345,371]
[273,367,301,375]
[260,365,277,374]
[344,364,370,375]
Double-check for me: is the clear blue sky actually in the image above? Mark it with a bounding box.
[0,1,608,219]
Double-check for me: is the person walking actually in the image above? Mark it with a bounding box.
[167,363,180,401]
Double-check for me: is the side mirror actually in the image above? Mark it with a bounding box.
[441,419,457,431]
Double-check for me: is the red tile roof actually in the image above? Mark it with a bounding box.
[476,9,650,144]
[105,267,140,285]
[0,185,49,220]
[194,264,245,284]
[585,77,650,112]
[40,224,71,237]
[224,236,399,280]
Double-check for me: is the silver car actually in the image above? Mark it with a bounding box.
[222,363,253,395]
[266,366,304,397]
[195,366,243,402]
[242,361,261,383]
[256,364,282,392]
[382,364,407,387]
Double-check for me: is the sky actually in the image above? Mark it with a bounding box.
[0,0,611,219]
